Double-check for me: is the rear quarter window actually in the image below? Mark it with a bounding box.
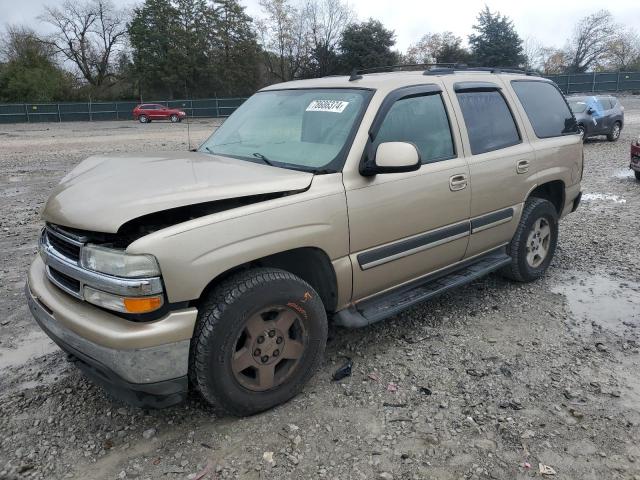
[511,81,578,138]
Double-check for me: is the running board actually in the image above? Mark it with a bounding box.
[334,249,512,328]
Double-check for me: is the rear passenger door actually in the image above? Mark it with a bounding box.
[444,80,537,259]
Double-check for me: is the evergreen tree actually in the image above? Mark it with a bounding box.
[211,0,261,96]
[468,7,525,67]
[0,26,72,102]
[172,0,214,98]
[338,19,398,71]
[128,0,181,98]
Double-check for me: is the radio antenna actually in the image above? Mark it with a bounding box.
[186,100,192,151]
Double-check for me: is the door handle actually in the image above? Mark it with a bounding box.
[449,174,468,191]
[516,160,530,174]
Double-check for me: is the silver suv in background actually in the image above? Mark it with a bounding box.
[567,95,624,141]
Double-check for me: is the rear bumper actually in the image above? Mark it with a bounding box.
[26,256,197,408]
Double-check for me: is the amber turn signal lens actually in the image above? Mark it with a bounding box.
[123,296,163,313]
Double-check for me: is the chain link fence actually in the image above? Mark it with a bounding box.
[2,73,639,124]
[0,97,248,124]
[544,71,640,95]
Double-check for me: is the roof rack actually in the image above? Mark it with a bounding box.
[346,63,539,81]
[348,63,457,81]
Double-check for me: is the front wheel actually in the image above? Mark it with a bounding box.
[191,268,328,416]
[607,121,621,141]
[170,114,179,123]
[635,170,640,181]
[138,115,149,123]
[577,124,586,141]
[501,198,558,282]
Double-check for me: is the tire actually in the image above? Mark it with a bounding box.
[191,268,328,416]
[138,115,149,124]
[607,121,621,141]
[635,171,640,181]
[501,198,559,282]
[577,124,586,141]
[170,114,179,123]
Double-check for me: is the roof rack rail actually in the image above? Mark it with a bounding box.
[348,63,457,81]
[346,63,539,81]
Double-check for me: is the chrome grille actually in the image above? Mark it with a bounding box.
[46,231,81,262]
[39,225,163,300]
[48,267,81,294]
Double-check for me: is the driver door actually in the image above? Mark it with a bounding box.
[344,85,471,301]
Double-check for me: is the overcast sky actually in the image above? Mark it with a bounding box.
[1,0,639,51]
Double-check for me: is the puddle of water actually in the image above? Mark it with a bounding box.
[552,273,640,337]
[612,169,634,180]
[0,330,58,371]
[581,193,627,204]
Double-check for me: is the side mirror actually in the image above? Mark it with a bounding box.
[361,141,421,176]
[586,107,594,115]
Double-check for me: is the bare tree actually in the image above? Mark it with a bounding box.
[0,25,54,62]
[522,36,546,71]
[540,47,569,74]
[305,0,354,76]
[565,10,616,72]
[257,0,310,81]
[40,0,128,87]
[406,32,468,64]
[605,28,640,71]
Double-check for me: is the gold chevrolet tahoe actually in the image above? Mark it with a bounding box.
[26,67,583,415]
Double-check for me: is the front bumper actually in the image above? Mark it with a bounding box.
[26,256,198,408]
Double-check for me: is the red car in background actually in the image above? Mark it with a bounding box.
[631,136,640,181]
[132,104,186,123]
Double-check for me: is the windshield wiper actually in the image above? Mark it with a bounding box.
[252,152,274,166]
[203,146,215,155]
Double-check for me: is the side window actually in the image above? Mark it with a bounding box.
[600,98,613,109]
[373,94,455,164]
[456,90,520,154]
[511,81,578,138]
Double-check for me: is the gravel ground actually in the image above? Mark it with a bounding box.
[1,98,639,480]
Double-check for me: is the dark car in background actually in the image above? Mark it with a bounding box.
[132,104,187,124]
[567,95,624,141]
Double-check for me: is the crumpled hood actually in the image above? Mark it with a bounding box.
[43,151,314,233]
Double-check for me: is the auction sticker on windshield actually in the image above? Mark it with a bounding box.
[306,100,349,113]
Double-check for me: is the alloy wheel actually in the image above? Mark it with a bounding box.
[612,123,620,139]
[525,217,551,268]
[231,306,306,392]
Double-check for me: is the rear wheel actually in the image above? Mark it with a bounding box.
[138,115,149,124]
[191,268,327,416]
[170,114,179,123]
[501,198,558,282]
[607,121,621,141]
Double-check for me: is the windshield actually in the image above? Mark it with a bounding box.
[568,100,587,113]
[199,89,371,172]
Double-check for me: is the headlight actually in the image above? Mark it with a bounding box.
[179,111,186,115]
[84,286,164,313]
[81,244,161,278]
